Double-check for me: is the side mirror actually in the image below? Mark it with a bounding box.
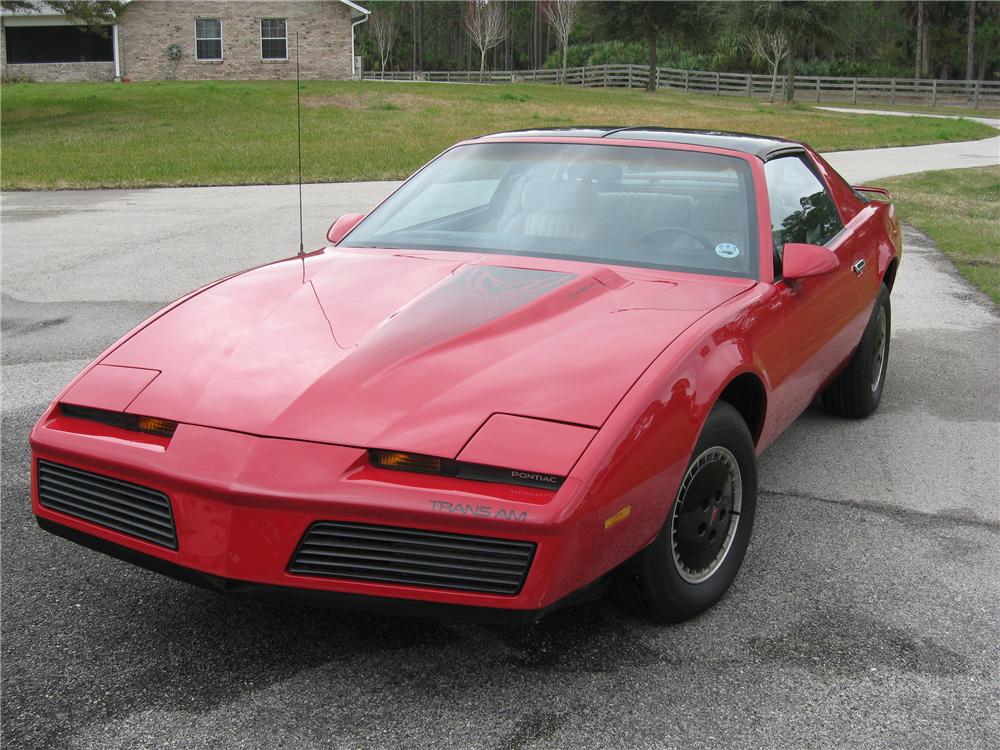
[781,242,838,280]
[326,213,365,245]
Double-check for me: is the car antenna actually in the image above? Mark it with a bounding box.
[295,30,305,256]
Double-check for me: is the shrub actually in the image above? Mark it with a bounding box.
[543,41,712,71]
[165,43,182,80]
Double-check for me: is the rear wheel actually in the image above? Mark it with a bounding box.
[821,284,891,419]
[615,401,757,623]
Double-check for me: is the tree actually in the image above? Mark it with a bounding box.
[914,0,928,78]
[713,2,828,101]
[0,1,125,32]
[967,0,977,81]
[922,2,932,77]
[542,0,580,83]
[595,1,673,91]
[745,27,790,103]
[744,2,834,102]
[464,0,507,81]
[369,9,399,76]
[411,0,418,71]
[976,2,1000,80]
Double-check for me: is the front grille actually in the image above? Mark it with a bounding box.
[289,521,535,595]
[37,460,177,549]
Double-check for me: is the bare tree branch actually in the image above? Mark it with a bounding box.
[745,27,790,103]
[368,9,399,76]
[464,0,507,81]
[542,0,579,83]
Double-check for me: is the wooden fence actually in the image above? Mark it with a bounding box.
[363,64,1000,109]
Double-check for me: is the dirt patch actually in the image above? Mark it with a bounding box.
[384,92,439,109]
[301,94,367,110]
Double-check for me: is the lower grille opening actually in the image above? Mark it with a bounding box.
[36,460,177,549]
[289,521,535,596]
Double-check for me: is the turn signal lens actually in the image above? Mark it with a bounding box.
[136,416,178,437]
[368,449,564,490]
[371,450,448,474]
[60,405,179,439]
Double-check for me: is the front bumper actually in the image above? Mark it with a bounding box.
[37,517,606,623]
[30,412,635,618]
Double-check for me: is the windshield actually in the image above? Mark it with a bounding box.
[341,142,758,278]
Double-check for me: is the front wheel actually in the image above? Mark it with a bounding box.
[821,283,891,419]
[614,401,757,623]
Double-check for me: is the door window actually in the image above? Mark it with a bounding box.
[764,156,844,275]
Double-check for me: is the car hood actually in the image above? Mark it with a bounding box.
[94,248,753,457]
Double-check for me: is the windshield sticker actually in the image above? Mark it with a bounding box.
[715,243,740,259]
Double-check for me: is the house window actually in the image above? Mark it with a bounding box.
[260,18,287,61]
[195,18,222,61]
[5,25,114,64]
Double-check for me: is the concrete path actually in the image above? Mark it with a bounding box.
[814,105,1000,129]
[810,107,999,183]
[823,135,999,183]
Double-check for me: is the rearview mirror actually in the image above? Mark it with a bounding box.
[781,242,838,280]
[326,213,365,245]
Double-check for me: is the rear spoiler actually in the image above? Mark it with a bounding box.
[855,185,899,233]
[853,185,892,202]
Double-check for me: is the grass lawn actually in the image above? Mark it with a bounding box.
[1,80,996,190]
[881,166,1000,305]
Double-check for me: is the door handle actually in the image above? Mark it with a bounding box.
[852,259,866,276]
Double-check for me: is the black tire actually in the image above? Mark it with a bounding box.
[614,401,757,623]
[821,284,891,419]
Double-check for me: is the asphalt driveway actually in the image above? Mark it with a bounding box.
[2,153,999,747]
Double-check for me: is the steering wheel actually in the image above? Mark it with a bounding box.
[637,225,714,253]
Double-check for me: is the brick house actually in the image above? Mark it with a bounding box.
[1,0,369,83]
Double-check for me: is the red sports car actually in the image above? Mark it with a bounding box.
[30,128,901,622]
